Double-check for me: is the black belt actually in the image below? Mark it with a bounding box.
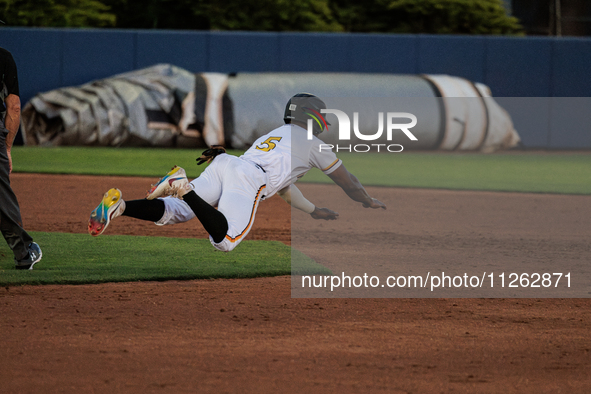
[255,163,266,173]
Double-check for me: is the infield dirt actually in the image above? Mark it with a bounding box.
[1,173,590,393]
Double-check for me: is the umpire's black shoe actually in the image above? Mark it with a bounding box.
[15,242,42,270]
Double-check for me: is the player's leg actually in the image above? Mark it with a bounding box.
[208,181,266,252]
[88,190,171,236]
[0,136,36,264]
[124,155,265,251]
[88,161,222,236]
[88,188,196,236]
[0,207,36,264]
[200,158,266,252]
[152,155,265,251]
[145,156,228,238]
[181,191,228,243]
[122,199,165,222]
[160,157,228,240]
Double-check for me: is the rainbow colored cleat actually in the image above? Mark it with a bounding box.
[88,188,125,236]
[146,165,191,200]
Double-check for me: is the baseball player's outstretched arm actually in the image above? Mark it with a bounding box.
[278,185,339,220]
[327,164,386,210]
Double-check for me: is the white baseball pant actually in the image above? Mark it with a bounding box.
[155,154,267,252]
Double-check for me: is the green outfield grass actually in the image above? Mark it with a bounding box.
[0,232,329,286]
[302,151,591,194]
[13,146,591,194]
[11,146,245,179]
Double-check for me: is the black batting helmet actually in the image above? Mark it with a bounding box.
[283,93,330,135]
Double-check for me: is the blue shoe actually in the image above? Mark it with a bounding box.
[15,242,42,270]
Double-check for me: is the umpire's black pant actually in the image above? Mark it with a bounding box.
[0,127,32,261]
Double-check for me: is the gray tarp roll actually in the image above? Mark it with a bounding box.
[226,73,520,151]
[226,73,439,149]
[22,64,207,148]
[21,64,520,152]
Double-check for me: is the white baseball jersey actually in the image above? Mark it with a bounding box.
[241,124,342,198]
[157,123,341,252]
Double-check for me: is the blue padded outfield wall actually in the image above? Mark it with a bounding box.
[1,28,590,148]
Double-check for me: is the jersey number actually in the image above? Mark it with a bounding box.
[255,137,282,152]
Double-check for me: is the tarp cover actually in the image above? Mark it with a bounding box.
[21,64,520,152]
[22,64,231,148]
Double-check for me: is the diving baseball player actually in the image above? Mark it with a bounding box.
[88,93,386,251]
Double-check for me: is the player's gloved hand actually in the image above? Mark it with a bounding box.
[310,207,339,220]
[363,198,387,210]
[197,145,226,165]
